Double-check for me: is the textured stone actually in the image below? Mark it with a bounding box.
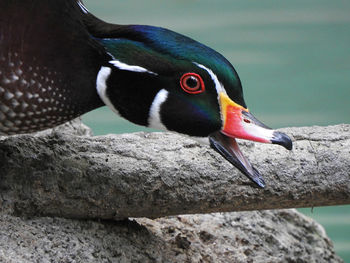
[0,120,349,219]
[0,119,345,262]
[0,210,343,263]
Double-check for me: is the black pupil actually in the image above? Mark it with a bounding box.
[186,76,198,89]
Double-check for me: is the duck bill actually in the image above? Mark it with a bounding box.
[219,92,292,150]
[209,132,266,188]
[208,93,293,188]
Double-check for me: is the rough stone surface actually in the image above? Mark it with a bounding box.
[0,120,345,262]
[0,120,349,219]
[0,210,343,263]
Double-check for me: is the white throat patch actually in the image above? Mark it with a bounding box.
[96,66,121,116]
[148,89,168,130]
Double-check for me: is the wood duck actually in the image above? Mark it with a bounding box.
[0,0,292,188]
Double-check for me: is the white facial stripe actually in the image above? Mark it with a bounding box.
[109,60,158,75]
[77,0,89,14]
[194,62,226,95]
[148,89,168,130]
[96,66,121,116]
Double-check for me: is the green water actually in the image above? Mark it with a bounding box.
[82,0,350,260]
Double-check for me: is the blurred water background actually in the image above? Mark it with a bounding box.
[83,0,350,260]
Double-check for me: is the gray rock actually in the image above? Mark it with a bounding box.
[0,120,349,219]
[0,210,343,263]
[0,119,345,262]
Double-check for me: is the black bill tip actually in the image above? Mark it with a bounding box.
[250,167,266,188]
[271,131,293,150]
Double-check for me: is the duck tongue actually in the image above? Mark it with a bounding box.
[209,132,265,188]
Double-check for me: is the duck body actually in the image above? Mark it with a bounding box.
[0,0,292,188]
[0,0,105,134]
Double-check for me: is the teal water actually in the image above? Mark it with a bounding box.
[83,1,350,260]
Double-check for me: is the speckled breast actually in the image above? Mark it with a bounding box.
[0,0,106,135]
[0,52,80,135]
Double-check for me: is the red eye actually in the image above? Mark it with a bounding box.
[180,73,205,94]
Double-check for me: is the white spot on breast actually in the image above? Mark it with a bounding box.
[15,69,23,76]
[0,104,10,113]
[148,89,168,130]
[15,91,23,98]
[8,111,16,118]
[4,120,14,127]
[3,77,11,84]
[4,92,14,100]
[10,73,19,81]
[0,125,10,132]
[21,102,29,110]
[20,79,28,86]
[0,112,5,121]
[11,99,20,107]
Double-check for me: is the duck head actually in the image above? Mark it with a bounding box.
[95,25,292,188]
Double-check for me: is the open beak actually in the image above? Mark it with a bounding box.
[209,92,292,188]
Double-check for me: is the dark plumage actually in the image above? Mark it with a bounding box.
[0,0,292,187]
